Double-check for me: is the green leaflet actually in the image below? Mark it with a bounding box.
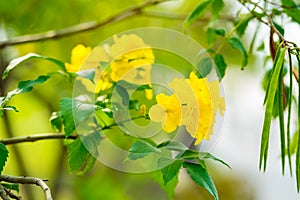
[1,183,19,192]
[2,53,66,79]
[260,47,286,171]
[161,159,183,185]
[184,0,212,27]
[0,143,8,174]
[150,169,179,200]
[183,162,218,200]
[50,112,62,132]
[75,69,95,84]
[206,28,225,45]
[214,54,227,80]
[197,57,213,78]
[60,98,96,137]
[236,15,254,37]
[67,132,101,174]
[127,141,160,160]
[211,0,224,20]
[0,75,50,112]
[157,140,188,152]
[228,37,248,68]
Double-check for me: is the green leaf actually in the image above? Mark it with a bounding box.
[206,28,225,45]
[183,162,218,200]
[214,54,227,79]
[197,57,213,78]
[60,98,96,137]
[281,0,300,24]
[150,169,179,199]
[236,15,254,37]
[2,53,65,79]
[67,133,101,174]
[161,159,183,185]
[127,141,160,160]
[115,83,130,106]
[184,0,212,27]
[273,21,285,36]
[176,150,230,169]
[0,143,8,174]
[1,183,19,192]
[0,75,49,109]
[228,37,248,68]
[260,47,286,171]
[157,141,188,151]
[95,109,113,127]
[211,0,224,20]
[75,68,95,83]
[50,112,62,132]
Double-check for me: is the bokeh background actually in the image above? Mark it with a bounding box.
[0,0,299,199]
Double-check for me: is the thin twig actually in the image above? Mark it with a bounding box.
[3,188,21,200]
[0,184,9,200]
[0,175,52,200]
[0,133,78,145]
[0,0,170,49]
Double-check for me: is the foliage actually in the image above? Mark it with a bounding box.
[1,0,300,199]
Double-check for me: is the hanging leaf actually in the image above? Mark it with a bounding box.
[183,162,219,200]
[50,112,62,132]
[184,0,212,27]
[161,159,183,185]
[211,0,224,20]
[281,0,300,24]
[0,143,8,174]
[228,37,248,68]
[151,169,179,200]
[67,132,101,174]
[197,57,213,78]
[2,53,65,79]
[75,68,95,83]
[214,54,227,79]
[260,47,286,171]
[236,15,254,37]
[127,141,160,160]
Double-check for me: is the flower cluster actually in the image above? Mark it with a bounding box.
[149,71,225,145]
[65,34,154,95]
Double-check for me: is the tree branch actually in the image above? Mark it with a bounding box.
[0,133,78,145]
[0,175,52,200]
[3,188,20,200]
[0,0,170,49]
[0,184,9,200]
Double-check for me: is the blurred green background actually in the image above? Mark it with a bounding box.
[1,0,299,199]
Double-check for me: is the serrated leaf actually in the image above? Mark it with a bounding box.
[260,47,286,170]
[50,112,62,132]
[184,0,212,27]
[183,162,218,200]
[2,53,65,79]
[75,68,95,83]
[67,133,100,174]
[228,37,248,68]
[60,98,96,137]
[157,141,188,151]
[197,57,213,78]
[0,75,49,110]
[1,183,19,192]
[0,143,8,174]
[127,141,160,160]
[236,15,254,37]
[150,169,179,199]
[214,54,227,79]
[161,160,183,185]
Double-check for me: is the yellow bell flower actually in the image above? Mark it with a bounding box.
[65,44,91,72]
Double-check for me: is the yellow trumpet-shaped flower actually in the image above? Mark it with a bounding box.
[65,44,91,72]
[149,94,181,133]
[109,34,155,85]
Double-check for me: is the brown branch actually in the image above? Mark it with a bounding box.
[0,184,9,200]
[0,133,78,145]
[0,0,170,49]
[0,175,52,200]
[3,188,21,200]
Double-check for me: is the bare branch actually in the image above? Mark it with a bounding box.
[0,184,9,200]
[3,188,21,200]
[0,0,170,49]
[0,133,78,145]
[0,175,52,200]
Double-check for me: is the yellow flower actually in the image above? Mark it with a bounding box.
[95,70,113,93]
[149,94,181,133]
[149,71,225,145]
[65,44,91,72]
[109,34,155,84]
